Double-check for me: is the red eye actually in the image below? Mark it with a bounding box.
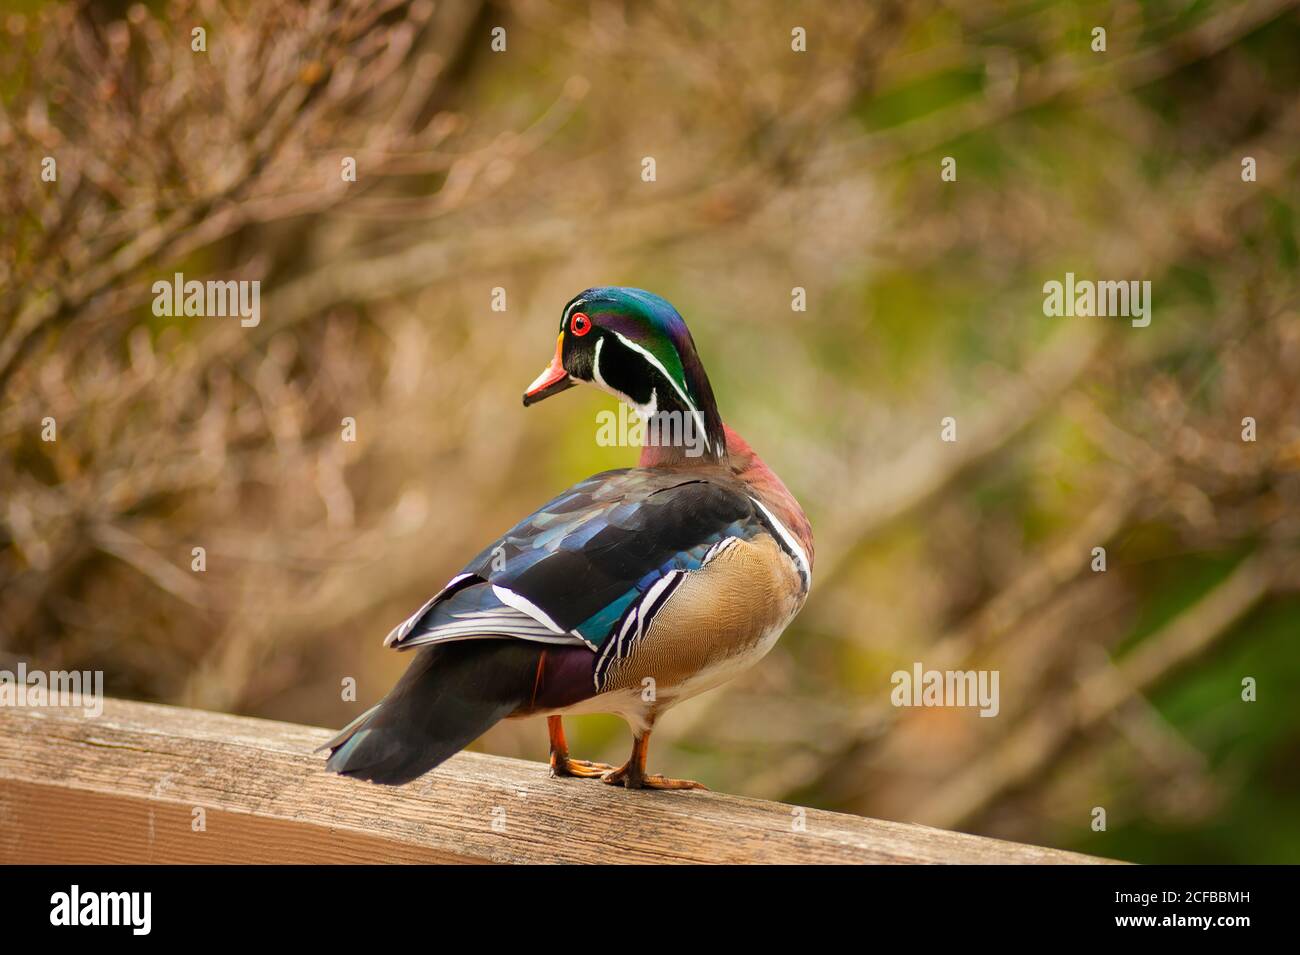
[570,312,592,336]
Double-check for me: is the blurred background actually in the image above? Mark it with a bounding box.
[2,0,1299,863]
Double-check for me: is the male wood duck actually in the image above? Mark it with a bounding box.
[324,287,813,789]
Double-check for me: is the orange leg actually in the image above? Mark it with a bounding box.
[547,716,615,779]
[601,729,708,791]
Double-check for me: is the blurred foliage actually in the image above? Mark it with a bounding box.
[2,0,1299,862]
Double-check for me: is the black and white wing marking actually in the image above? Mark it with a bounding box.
[384,469,762,653]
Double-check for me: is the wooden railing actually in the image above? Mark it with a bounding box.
[0,698,1114,864]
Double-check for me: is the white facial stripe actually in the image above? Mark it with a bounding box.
[749,496,812,590]
[593,335,658,419]
[563,299,587,324]
[609,330,710,451]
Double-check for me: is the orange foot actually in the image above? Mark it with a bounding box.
[601,763,708,791]
[550,754,617,779]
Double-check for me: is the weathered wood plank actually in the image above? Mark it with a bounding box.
[0,698,1114,864]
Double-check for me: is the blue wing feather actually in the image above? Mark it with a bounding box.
[387,468,768,652]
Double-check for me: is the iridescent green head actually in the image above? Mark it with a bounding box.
[523,287,726,461]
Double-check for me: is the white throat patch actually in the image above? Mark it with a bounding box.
[601,331,711,453]
[592,336,659,419]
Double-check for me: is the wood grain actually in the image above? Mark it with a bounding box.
[0,698,1114,864]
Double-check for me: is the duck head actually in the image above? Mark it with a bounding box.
[523,287,727,462]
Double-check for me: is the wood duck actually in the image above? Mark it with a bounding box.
[325,287,813,790]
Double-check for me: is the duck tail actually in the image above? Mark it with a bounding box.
[322,639,542,785]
